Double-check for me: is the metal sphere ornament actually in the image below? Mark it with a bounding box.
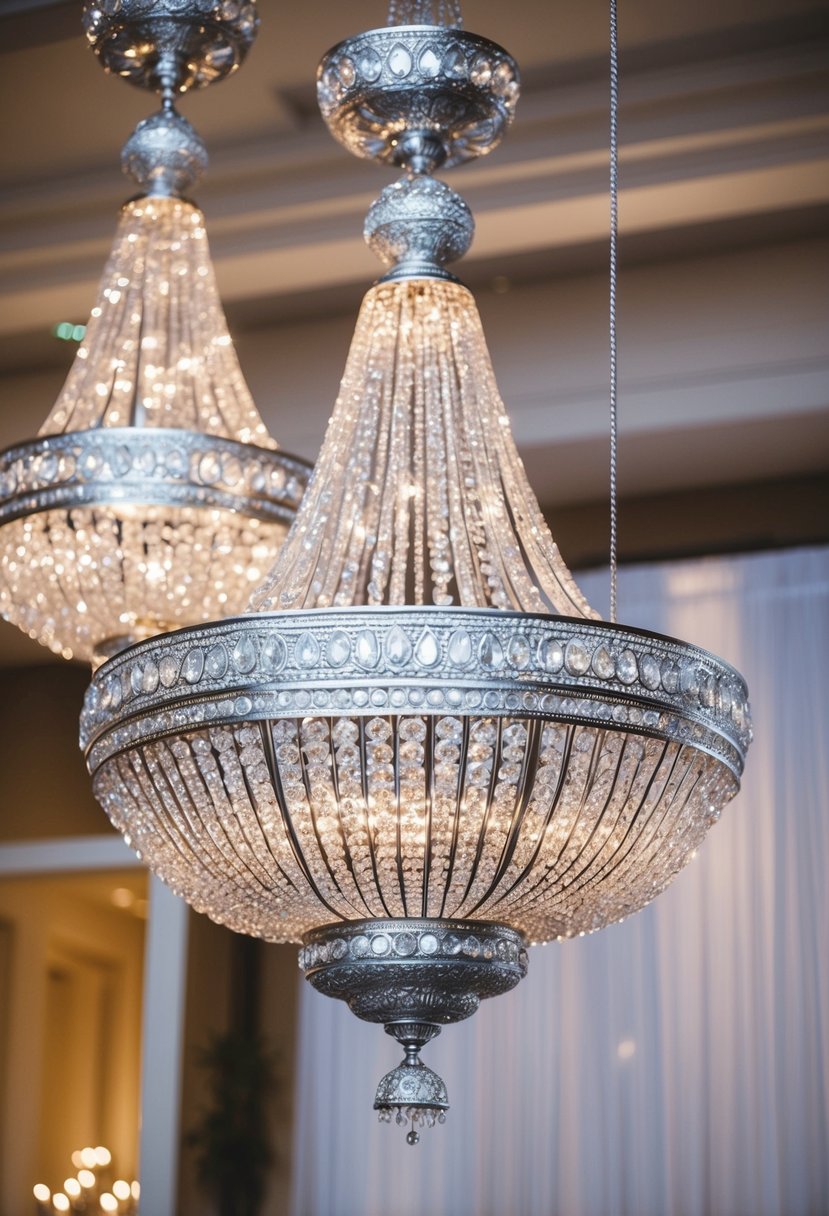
[80,0,751,1140]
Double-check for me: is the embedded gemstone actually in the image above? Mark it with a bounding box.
[419,46,440,77]
[296,632,321,668]
[540,638,564,672]
[564,639,590,675]
[388,44,412,77]
[479,632,504,669]
[447,628,473,666]
[326,630,351,667]
[640,654,661,690]
[159,655,179,688]
[592,646,615,680]
[206,643,228,679]
[182,649,205,684]
[415,628,440,667]
[617,650,638,685]
[232,636,257,674]
[356,630,380,668]
[386,625,413,666]
[507,635,531,669]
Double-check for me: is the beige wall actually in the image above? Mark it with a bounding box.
[0,873,145,1215]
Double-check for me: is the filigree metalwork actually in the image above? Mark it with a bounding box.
[121,109,208,196]
[317,26,519,169]
[82,0,258,93]
[301,918,526,1142]
[365,175,474,279]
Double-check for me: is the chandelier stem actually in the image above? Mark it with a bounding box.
[609,0,620,624]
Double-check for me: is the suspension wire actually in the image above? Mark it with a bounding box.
[609,0,620,623]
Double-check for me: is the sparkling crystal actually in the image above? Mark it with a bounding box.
[541,638,564,672]
[296,632,321,668]
[479,632,504,669]
[326,630,352,666]
[386,625,413,665]
[182,649,205,684]
[564,639,590,675]
[232,636,257,674]
[592,645,615,679]
[617,650,639,685]
[356,630,380,668]
[447,628,473,666]
[507,635,531,669]
[206,643,228,679]
[415,628,440,667]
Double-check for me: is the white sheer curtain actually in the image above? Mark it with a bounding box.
[290,546,829,1216]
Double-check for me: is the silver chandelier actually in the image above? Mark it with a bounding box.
[80,0,751,1141]
[0,1,310,664]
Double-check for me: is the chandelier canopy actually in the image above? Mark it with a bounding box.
[80,0,751,1139]
[0,0,309,663]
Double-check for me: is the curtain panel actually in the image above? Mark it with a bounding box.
[290,546,829,1216]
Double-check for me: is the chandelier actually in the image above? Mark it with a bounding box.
[0,0,309,665]
[80,0,751,1142]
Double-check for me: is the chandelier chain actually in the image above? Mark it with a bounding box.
[609,0,619,624]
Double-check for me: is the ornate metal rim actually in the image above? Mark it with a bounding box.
[81,606,751,777]
[0,428,311,529]
[317,25,520,168]
[82,0,259,93]
[301,917,527,981]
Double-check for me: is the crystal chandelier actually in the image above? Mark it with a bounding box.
[80,0,751,1141]
[0,1,310,665]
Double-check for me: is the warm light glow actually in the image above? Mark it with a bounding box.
[53,1195,70,1212]
[131,1181,141,1200]
[100,1193,118,1212]
[64,1179,82,1197]
[110,887,135,908]
[71,1151,83,1168]
[33,1185,50,1203]
[112,1180,131,1201]
[94,1146,112,1167]
[80,1148,97,1169]
[78,1169,96,1188]
[0,196,302,663]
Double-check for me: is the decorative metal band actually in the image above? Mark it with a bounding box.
[317,27,520,169]
[82,0,258,94]
[0,429,310,530]
[81,606,752,777]
[301,918,528,1025]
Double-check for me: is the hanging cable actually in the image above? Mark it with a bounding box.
[609,0,620,623]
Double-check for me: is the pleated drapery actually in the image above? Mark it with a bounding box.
[290,546,829,1216]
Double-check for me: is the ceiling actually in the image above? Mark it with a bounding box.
[0,0,827,665]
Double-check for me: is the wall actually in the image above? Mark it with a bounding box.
[0,874,145,1215]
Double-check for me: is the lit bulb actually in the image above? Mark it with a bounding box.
[131,1181,141,1200]
[80,1148,97,1169]
[112,1180,131,1201]
[33,1184,50,1203]
[94,1146,112,1167]
[53,1195,70,1212]
[64,1178,82,1197]
[78,1169,96,1188]
[100,1193,118,1212]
